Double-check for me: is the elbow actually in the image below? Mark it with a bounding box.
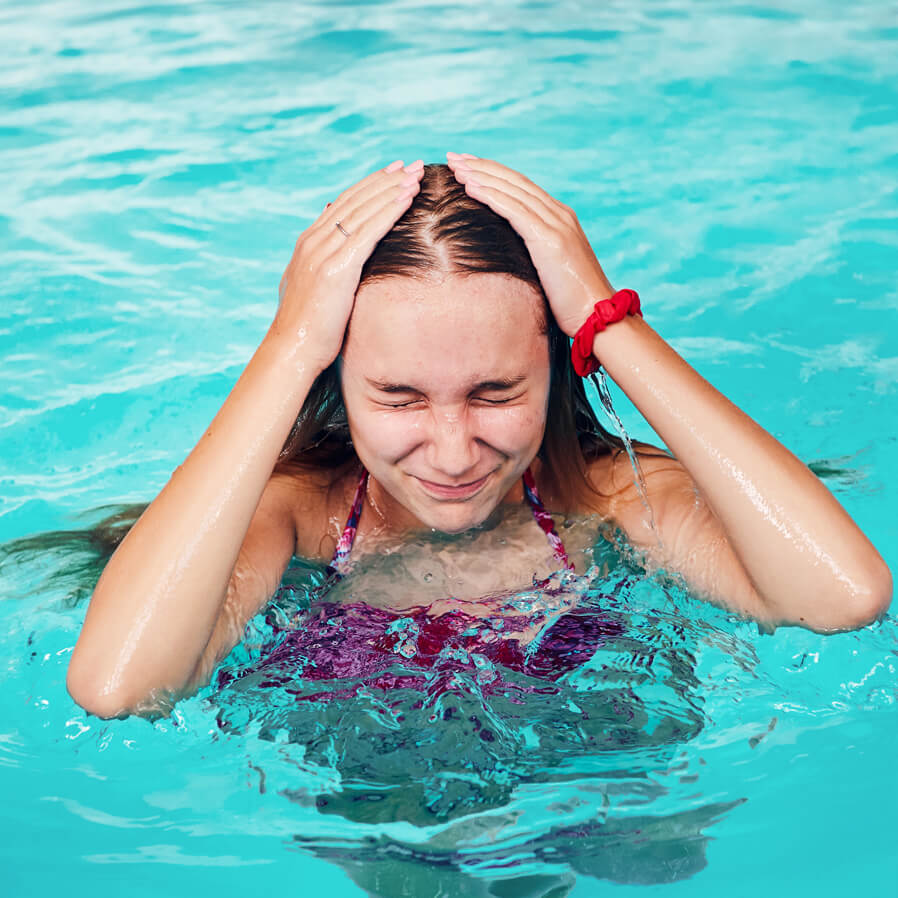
[66,660,168,722]
[849,558,893,628]
[66,666,132,720]
[781,559,893,634]
[818,559,893,633]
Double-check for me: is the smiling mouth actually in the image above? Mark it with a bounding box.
[413,472,492,501]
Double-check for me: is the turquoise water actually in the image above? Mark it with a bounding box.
[2,0,897,894]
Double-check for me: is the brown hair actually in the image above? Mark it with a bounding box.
[276,163,640,512]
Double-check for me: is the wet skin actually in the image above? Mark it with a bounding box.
[340,272,552,536]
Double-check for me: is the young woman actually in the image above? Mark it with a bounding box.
[66,155,892,719]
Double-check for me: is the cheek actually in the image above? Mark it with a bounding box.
[348,408,427,463]
[471,403,547,453]
[349,404,546,464]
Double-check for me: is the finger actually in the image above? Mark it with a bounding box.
[307,165,422,251]
[455,175,551,245]
[310,163,423,246]
[329,158,404,209]
[447,154,562,216]
[319,176,421,259]
[286,179,419,302]
[323,159,421,225]
[453,166,566,232]
[449,162,563,227]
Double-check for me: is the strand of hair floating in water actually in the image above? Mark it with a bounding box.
[590,369,660,543]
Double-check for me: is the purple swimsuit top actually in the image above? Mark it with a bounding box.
[215,468,623,699]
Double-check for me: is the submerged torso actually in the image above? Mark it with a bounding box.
[215,470,626,697]
[326,501,608,611]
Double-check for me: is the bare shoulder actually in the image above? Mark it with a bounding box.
[582,444,686,519]
[270,462,361,563]
[185,462,361,692]
[585,445,768,623]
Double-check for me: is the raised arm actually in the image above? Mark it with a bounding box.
[446,152,892,631]
[590,317,892,631]
[67,158,425,718]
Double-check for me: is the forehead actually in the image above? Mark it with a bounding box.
[343,273,548,383]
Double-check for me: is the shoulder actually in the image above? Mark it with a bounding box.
[267,462,362,563]
[583,445,716,560]
[581,444,690,519]
[584,446,769,622]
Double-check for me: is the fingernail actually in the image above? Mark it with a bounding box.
[385,159,404,172]
[446,151,462,159]
[403,159,424,173]
[460,153,477,159]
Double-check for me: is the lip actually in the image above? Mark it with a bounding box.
[412,471,492,501]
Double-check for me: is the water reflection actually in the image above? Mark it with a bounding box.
[293,797,744,895]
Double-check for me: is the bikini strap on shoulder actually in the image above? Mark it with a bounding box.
[329,468,368,576]
[522,467,574,571]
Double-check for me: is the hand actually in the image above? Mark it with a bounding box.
[445,153,614,338]
[274,158,425,370]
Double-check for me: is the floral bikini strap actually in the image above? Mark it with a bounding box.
[329,469,369,576]
[329,466,573,577]
[522,467,574,571]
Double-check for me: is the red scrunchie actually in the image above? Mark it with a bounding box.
[570,289,642,376]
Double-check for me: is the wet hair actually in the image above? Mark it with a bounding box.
[0,164,651,606]
[277,163,636,511]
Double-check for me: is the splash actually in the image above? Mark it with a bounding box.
[591,369,659,540]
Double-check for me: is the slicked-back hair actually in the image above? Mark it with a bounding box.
[277,163,633,511]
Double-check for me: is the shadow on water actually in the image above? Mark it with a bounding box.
[291,797,744,897]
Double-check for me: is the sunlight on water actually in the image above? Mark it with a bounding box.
[1,0,896,895]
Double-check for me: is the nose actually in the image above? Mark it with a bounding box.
[426,407,479,479]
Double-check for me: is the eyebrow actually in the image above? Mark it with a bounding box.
[367,375,527,394]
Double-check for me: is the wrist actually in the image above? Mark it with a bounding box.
[563,280,616,340]
[570,289,643,376]
[264,317,334,379]
[590,311,646,357]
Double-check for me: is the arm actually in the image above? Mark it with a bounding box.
[67,334,316,719]
[590,318,892,632]
[67,158,425,718]
[446,153,892,631]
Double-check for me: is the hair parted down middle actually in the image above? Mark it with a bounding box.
[277,163,646,511]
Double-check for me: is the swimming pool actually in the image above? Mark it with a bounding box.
[1,0,896,894]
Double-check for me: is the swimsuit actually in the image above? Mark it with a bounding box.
[214,467,623,699]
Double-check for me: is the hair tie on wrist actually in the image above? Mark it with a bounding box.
[570,289,642,376]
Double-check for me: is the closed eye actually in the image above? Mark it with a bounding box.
[380,395,518,409]
[474,389,526,405]
[380,398,424,409]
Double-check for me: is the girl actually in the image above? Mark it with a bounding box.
[67,156,892,719]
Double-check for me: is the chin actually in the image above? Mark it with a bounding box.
[417,498,496,534]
